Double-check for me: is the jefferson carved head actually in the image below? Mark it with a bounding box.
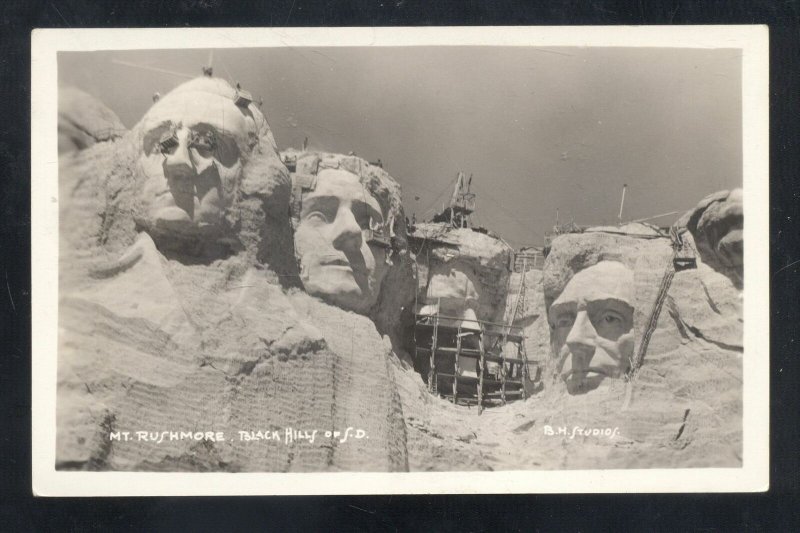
[290,153,402,314]
[549,261,635,393]
[134,77,276,245]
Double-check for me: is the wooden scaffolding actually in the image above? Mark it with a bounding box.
[414,314,531,414]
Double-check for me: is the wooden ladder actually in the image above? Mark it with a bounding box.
[427,313,439,394]
[477,331,486,414]
[503,258,529,404]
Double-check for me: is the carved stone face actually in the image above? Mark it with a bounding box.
[549,261,635,393]
[136,78,260,238]
[424,262,480,319]
[294,168,389,313]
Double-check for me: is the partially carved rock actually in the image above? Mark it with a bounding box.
[528,223,742,467]
[676,188,743,287]
[59,86,127,156]
[55,78,744,474]
[132,76,286,260]
[286,150,408,316]
[549,261,635,393]
[57,79,407,472]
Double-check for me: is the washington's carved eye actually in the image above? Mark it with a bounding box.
[189,130,216,157]
[158,130,179,154]
[602,312,622,325]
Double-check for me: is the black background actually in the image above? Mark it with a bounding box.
[2,1,798,530]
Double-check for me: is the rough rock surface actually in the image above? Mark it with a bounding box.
[505,268,549,367]
[57,81,407,472]
[396,225,742,470]
[411,223,513,323]
[281,148,415,333]
[56,82,743,472]
[676,188,743,287]
[59,86,127,155]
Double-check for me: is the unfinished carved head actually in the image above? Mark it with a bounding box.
[549,261,635,394]
[293,165,393,314]
[422,262,480,318]
[135,77,273,244]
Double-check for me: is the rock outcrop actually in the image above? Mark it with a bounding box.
[537,226,742,467]
[58,86,127,156]
[676,188,743,287]
[395,221,741,470]
[56,79,744,473]
[281,148,414,328]
[410,223,513,324]
[57,78,408,472]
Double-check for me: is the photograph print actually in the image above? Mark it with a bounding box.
[32,27,768,494]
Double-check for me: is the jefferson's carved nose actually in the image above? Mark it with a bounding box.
[331,208,363,252]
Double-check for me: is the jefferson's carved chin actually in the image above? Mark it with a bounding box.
[303,263,376,311]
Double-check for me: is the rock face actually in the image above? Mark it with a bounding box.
[676,188,743,287]
[411,223,513,324]
[395,223,741,470]
[57,78,408,472]
[538,226,741,466]
[506,267,548,366]
[56,79,743,473]
[282,148,414,323]
[59,86,127,155]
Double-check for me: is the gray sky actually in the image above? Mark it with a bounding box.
[59,46,742,248]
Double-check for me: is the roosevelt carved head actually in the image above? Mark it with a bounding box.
[549,260,635,394]
[421,261,480,323]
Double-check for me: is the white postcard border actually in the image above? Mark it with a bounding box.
[31,25,769,496]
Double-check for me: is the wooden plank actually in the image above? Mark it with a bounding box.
[481,331,525,343]
[484,388,524,398]
[477,336,485,415]
[452,327,461,405]
[416,346,482,357]
[415,314,524,331]
[428,314,438,393]
[482,353,526,364]
[436,373,523,386]
[519,337,528,400]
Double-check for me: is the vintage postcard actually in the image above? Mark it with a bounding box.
[32,26,768,495]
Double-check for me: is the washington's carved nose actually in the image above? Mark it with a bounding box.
[164,133,196,177]
[162,132,198,219]
[566,310,597,357]
[331,208,363,252]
